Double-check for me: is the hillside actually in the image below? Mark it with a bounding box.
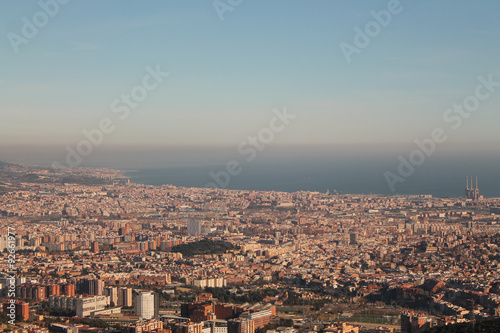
[171,239,239,257]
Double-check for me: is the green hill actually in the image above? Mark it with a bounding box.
[171,239,238,257]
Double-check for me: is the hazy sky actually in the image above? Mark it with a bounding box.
[1,0,500,163]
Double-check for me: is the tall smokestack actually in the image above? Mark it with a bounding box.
[476,176,478,190]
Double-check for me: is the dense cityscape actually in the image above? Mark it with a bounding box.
[1,163,500,333]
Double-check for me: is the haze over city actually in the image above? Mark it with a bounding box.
[2,1,500,171]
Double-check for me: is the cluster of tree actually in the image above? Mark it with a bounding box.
[48,307,76,317]
[283,291,327,310]
[366,285,432,310]
[171,239,239,257]
[424,318,500,332]
[204,287,280,304]
[283,291,301,305]
[178,292,196,303]
[70,318,109,328]
[0,313,28,324]
[0,312,11,323]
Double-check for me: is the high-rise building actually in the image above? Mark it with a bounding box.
[62,283,76,297]
[16,284,46,300]
[135,290,155,319]
[187,220,202,236]
[104,287,118,306]
[2,301,30,322]
[47,285,61,296]
[119,226,129,236]
[78,279,104,296]
[0,236,7,252]
[137,241,148,251]
[91,242,99,253]
[118,287,133,307]
[349,232,358,246]
[49,295,77,310]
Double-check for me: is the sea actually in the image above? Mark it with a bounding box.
[5,143,499,197]
[126,155,500,198]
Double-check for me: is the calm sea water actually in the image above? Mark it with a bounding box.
[126,156,500,198]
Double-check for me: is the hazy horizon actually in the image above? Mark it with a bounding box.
[2,142,500,169]
[1,143,499,197]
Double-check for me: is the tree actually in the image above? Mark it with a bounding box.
[0,312,10,324]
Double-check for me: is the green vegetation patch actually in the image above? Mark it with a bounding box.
[171,239,238,257]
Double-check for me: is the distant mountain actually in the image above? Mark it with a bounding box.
[0,161,13,169]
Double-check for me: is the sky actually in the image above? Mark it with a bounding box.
[1,0,500,168]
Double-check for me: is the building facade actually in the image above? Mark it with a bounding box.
[135,290,155,319]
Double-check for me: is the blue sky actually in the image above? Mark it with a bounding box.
[1,0,500,161]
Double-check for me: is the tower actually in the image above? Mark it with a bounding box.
[474,177,479,200]
[465,176,480,201]
[465,176,470,199]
